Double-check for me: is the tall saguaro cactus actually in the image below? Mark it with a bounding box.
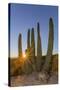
[31,28,36,70]
[36,22,42,71]
[31,28,35,58]
[27,29,30,49]
[18,33,22,57]
[27,29,30,58]
[43,17,54,73]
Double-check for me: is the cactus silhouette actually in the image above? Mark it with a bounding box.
[31,28,36,71]
[27,29,30,49]
[36,22,42,71]
[31,28,35,57]
[43,17,54,73]
[17,18,54,75]
[27,29,31,58]
[18,33,22,57]
[23,29,32,74]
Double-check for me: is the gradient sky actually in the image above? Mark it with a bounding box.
[9,3,58,58]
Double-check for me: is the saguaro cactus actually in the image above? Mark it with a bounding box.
[31,28,36,70]
[43,17,54,73]
[27,29,30,58]
[36,22,42,71]
[18,33,22,57]
[31,28,35,57]
[27,29,30,49]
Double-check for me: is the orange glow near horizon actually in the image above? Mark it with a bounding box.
[23,52,26,58]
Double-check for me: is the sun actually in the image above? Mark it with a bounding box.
[23,52,26,58]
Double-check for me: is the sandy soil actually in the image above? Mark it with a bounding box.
[11,72,58,87]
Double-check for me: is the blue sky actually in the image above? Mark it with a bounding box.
[9,3,58,57]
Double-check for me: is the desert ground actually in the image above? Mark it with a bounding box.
[9,54,58,87]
